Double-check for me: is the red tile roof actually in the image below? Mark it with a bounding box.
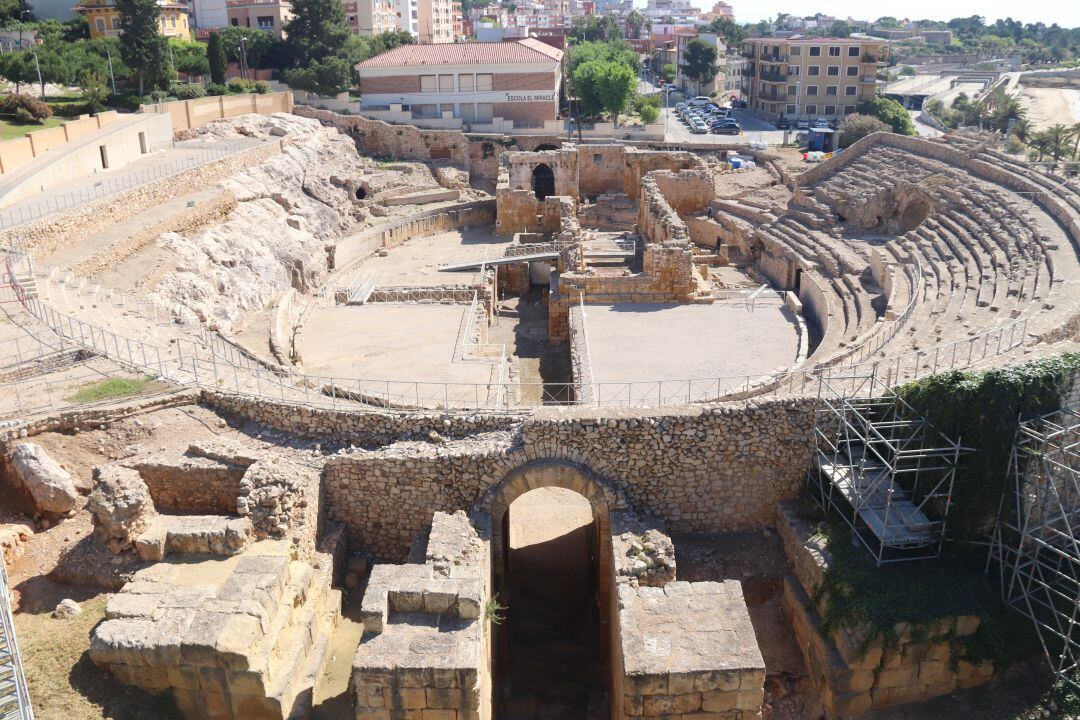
[355,39,564,69]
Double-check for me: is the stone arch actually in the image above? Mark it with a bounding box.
[483,459,619,714]
[532,163,556,201]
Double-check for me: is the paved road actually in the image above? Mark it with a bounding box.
[909,110,944,138]
[661,107,786,145]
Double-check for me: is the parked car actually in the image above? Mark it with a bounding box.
[688,96,712,106]
[712,122,741,135]
[689,118,709,133]
[675,102,688,112]
[795,118,810,130]
[776,117,790,129]
[812,118,830,128]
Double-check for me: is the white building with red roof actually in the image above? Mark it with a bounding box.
[354,38,564,131]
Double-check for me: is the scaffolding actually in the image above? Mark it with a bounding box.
[808,372,966,565]
[988,408,1080,691]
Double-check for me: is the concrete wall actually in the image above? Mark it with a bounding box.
[0,112,172,208]
[0,110,121,176]
[139,91,294,134]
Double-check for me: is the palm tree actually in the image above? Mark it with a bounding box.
[1042,124,1072,161]
[1071,121,1080,160]
[1031,125,1072,163]
[1011,117,1032,144]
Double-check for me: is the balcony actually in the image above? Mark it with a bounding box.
[760,54,787,63]
[759,70,785,83]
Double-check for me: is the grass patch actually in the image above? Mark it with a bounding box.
[0,115,65,142]
[814,520,1041,669]
[15,594,182,720]
[65,376,155,404]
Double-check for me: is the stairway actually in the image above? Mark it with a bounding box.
[0,563,33,720]
[810,377,964,564]
[816,441,934,549]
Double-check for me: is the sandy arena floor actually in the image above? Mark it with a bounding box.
[580,300,801,399]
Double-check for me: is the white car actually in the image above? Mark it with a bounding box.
[688,96,712,107]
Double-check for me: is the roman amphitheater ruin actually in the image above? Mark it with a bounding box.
[0,94,1079,720]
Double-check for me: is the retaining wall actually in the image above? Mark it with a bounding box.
[140,92,294,134]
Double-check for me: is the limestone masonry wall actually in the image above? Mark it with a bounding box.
[308,399,819,560]
[776,503,993,716]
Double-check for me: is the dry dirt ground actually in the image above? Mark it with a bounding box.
[2,405,303,720]
[1018,86,1080,131]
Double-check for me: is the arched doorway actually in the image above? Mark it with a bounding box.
[532,163,556,201]
[486,461,616,719]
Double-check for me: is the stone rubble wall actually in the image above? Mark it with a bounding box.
[125,456,246,514]
[293,106,471,168]
[73,191,238,280]
[310,398,818,560]
[0,140,282,256]
[579,193,637,230]
[776,502,992,716]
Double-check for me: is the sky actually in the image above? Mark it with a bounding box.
[697,0,1080,29]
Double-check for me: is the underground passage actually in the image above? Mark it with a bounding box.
[495,486,609,719]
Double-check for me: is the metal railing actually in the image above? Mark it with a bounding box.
[0,139,261,231]
[0,247,1037,415]
[0,559,35,720]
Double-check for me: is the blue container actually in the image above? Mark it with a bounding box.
[730,158,742,169]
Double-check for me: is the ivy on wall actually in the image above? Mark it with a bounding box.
[897,353,1080,541]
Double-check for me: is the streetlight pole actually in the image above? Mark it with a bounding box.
[31,47,43,101]
[16,9,32,94]
[106,46,117,95]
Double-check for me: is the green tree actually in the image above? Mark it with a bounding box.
[837,113,888,147]
[207,31,227,84]
[679,38,718,94]
[567,39,638,73]
[704,17,746,46]
[569,15,621,42]
[116,0,167,95]
[593,61,636,123]
[638,102,659,124]
[626,10,646,39]
[1031,124,1072,161]
[285,0,351,66]
[572,59,634,121]
[1070,121,1080,160]
[828,21,853,38]
[368,29,414,56]
[283,56,351,96]
[662,63,675,83]
[856,96,914,135]
[170,38,209,78]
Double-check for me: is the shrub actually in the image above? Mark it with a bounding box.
[0,94,52,121]
[148,90,171,103]
[108,93,144,112]
[173,83,207,100]
[12,107,37,124]
[206,82,228,96]
[638,103,659,124]
[837,113,889,148]
[253,80,270,94]
[227,78,254,94]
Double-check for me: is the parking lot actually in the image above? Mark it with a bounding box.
[661,107,787,145]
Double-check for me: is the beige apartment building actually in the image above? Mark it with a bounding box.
[349,0,397,34]
[740,37,887,121]
[226,0,291,37]
[417,0,454,42]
